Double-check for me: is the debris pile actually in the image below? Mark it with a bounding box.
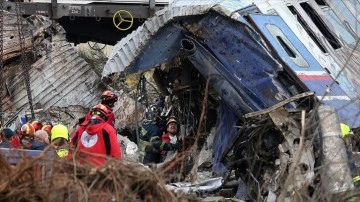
[0,151,198,202]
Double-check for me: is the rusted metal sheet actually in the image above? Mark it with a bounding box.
[2,11,33,62]
[1,13,104,118]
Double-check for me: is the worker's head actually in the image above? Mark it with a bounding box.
[166,117,178,134]
[19,123,36,149]
[1,128,15,141]
[30,120,43,131]
[41,124,52,135]
[101,90,118,109]
[51,124,69,143]
[20,123,35,136]
[50,124,69,157]
[341,123,354,147]
[34,130,50,144]
[91,104,111,122]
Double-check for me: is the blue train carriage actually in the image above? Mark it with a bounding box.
[253,0,360,129]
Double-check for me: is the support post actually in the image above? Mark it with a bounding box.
[318,104,354,193]
[51,0,58,19]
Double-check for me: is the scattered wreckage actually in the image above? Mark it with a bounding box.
[101,0,360,201]
[0,0,360,201]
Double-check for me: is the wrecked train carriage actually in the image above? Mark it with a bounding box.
[0,12,110,128]
[102,0,359,200]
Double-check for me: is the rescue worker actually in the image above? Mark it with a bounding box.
[340,123,360,187]
[139,105,177,165]
[32,129,50,150]
[0,128,15,148]
[71,104,122,166]
[10,130,21,149]
[51,124,70,158]
[30,120,43,131]
[161,117,179,162]
[82,90,118,127]
[19,123,36,149]
[41,124,52,143]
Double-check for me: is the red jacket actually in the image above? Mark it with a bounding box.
[72,120,121,166]
[83,104,115,126]
[11,135,21,148]
[162,133,171,143]
[161,132,173,156]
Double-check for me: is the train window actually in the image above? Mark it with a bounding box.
[315,0,327,6]
[300,2,342,49]
[287,5,328,53]
[322,8,356,45]
[266,24,309,68]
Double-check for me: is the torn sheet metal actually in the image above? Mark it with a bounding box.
[2,15,104,116]
[166,177,223,193]
[212,103,239,175]
[269,108,315,191]
[183,12,294,110]
[122,24,186,74]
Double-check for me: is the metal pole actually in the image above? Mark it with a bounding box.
[51,0,58,19]
[149,0,155,17]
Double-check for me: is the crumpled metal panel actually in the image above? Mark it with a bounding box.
[187,12,292,109]
[102,0,254,77]
[3,15,103,114]
[125,24,185,74]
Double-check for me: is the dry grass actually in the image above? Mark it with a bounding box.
[0,151,199,202]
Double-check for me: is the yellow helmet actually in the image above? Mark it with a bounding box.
[340,123,354,138]
[51,124,69,142]
[166,117,178,126]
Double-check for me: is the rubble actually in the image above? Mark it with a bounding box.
[0,151,199,201]
[0,11,106,125]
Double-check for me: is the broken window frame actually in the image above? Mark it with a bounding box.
[299,2,342,50]
[320,7,356,45]
[265,23,309,68]
[287,5,328,53]
[313,0,359,45]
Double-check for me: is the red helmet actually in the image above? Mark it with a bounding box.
[30,120,43,131]
[20,123,35,136]
[101,90,118,102]
[41,124,52,134]
[91,104,111,121]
